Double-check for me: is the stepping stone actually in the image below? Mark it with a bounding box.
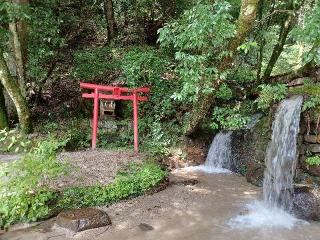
[56,208,111,232]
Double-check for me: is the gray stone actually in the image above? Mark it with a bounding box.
[139,223,154,231]
[287,78,304,87]
[56,208,111,232]
[306,165,320,177]
[304,135,319,143]
[299,144,306,155]
[308,144,320,153]
[293,186,320,221]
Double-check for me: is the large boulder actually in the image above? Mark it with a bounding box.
[56,208,111,232]
[292,186,320,221]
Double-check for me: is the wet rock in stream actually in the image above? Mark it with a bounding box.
[56,208,111,232]
[292,186,320,221]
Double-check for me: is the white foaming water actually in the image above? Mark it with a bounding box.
[228,201,307,229]
[183,131,233,174]
[228,96,304,229]
[263,96,303,211]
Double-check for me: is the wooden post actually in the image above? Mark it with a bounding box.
[92,88,99,150]
[133,91,139,154]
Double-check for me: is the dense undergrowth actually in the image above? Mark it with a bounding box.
[0,138,167,229]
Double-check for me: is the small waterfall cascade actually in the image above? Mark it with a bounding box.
[205,131,233,170]
[187,131,233,173]
[228,96,305,229]
[263,95,303,211]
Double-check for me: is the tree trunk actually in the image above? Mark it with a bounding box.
[262,1,306,81]
[184,0,260,135]
[0,84,9,129]
[0,48,31,133]
[261,12,294,80]
[9,0,29,97]
[104,0,116,42]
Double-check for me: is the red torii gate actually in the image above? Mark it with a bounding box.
[80,82,150,154]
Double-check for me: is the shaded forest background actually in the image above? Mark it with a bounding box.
[0,0,320,152]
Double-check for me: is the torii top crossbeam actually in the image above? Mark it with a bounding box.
[80,82,150,153]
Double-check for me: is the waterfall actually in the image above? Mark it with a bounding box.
[188,131,233,173]
[228,96,305,229]
[263,95,303,211]
[205,131,233,170]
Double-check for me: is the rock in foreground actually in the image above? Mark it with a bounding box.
[56,208,111,232]
[293,186,320,221]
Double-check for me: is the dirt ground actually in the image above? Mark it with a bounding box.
[0,150,144,189]
[51,150,144,189]
[2,169,320,240]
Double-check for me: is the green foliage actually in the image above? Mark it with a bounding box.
[36,119,91,151]
[72,46,115,80]
[0,137,68,229]
[289,83,320,98]
[119,47,182,147]
[0,1,30,24]
[293,2,320,64]
[0,129,32,153]
[27,1,65,81]
[302,96,320,112]
[255,84,287,110]
[210,105,251,130]
[237,41,258,55]
[120,46,178,117]
[158,0,235,103]
[58,161,167,210]
[305,155,320,166]
[231,64,257,83]
[215,83,233,100]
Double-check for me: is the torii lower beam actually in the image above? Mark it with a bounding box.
[80,82,150,154]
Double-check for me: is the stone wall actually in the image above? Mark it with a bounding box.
[296,111,320,186]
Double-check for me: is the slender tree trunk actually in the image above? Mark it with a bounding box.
[262,13,294,80]
[256,0,265,80]
[104,0,116,42]
[262,0,306,80]
[0,84,9,129]
[0,48,31,133]
[185,0,260,135]
[9,0,29,97]
[9,22,25,96]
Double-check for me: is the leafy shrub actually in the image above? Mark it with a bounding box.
[293,3,320,64]
[255,84,287,110]
[72,46,115,80]
[158,0,235,103]
[0,129,32,153]
[120,47,182,146]
[0,137,68,229]
[27,1,65,81]
[57,161,167,209]
[289,83,320,98]
[210,105,250,130]
[305,155,320,166]
[302,96,320,112]
[216,83,233,100]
